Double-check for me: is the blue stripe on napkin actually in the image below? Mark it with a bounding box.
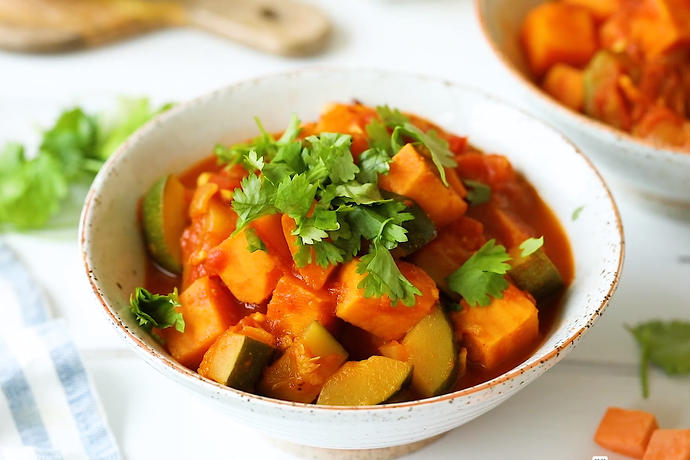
[38,324,119,460]
[0,244,48,327]
[0,338,53,451]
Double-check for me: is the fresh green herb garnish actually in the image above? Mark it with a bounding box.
[216,115,419,306]
[463,180,492,206]
[626,321,690,398]
[130,287,185,343]
[572,205,585,221]
[391,123,456,187]
[244,228,267,253]
[0,98,171,231]
[447,239,512,307]
[519,236,544,258]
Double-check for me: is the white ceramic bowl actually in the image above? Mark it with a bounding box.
[80,69,623,450]
[476,0,690,206]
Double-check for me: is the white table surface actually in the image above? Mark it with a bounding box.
[1,1,690,459]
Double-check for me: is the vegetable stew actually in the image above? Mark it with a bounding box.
[132,102,574,405]
[520,0,690,151]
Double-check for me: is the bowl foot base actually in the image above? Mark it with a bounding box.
[267,433,446,460]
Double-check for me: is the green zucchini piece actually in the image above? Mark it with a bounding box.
[508,248,564,302]
[402,305,458,398]
[583,50,631,131]
[200,333,275,391]
[142,174,188,274]
[257,321,349,403]
[317,355,413,406]
[381,191,437,257]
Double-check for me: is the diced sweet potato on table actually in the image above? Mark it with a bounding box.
[643,429,690,460]
[594,407,659,459]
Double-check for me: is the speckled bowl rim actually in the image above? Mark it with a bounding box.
[473,0,690,159]
[80,67,625,414]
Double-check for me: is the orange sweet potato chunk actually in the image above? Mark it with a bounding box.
[378,143,467,229]
[335,259,439,341]
[451,284,539,369]
[643,429,690,460]
[266,275,337,340]
[521,2,598,77]
[317,103,377,157]
[632,0,690,60]
[542,64,585,111]
[562,0,622,22]
[281,214,338,289]
[408,216,486,295]
[205,218,287,304]
[162,276,242,369]
[594,407,659,459]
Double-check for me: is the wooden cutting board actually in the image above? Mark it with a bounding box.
[0,0,330,55]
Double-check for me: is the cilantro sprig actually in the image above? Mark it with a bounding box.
[130,287,185,343]
[0,98,172,231]
[626,321,690,398]
[216,115,420,306]
[447,237,545,307]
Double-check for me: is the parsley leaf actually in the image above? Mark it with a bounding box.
[463,179,492,206]
[377,105,410,127]
[626,321,690,398]
[275,173,317,219]
[244,228,267,253]
[519,236,544,257]
[447,239,512,307]
[357,148,392,184]
[357,242,420,307]
[232,174,278,233]
[130,287,185,343]
[365,118,394,154]
[0,98,171,231]
[306,133,359,184]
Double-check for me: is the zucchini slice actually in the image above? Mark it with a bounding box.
[198,332,275,392]
[317,356,413,406]
[142,174,188,274]
[257,321,349,403]
[508,248,564,302]
[402,305,458,398]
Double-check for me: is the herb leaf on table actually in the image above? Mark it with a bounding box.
[626,320,690,398]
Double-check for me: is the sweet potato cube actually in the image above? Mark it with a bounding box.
[562,0,622,22]
[378,143,467,229]
[161,276,242,369]
[643,430,690,460]
[317,103,377,157]
[205,220,286,304]
[521,2,597,77]
[335,259,439,341]
[468,203,534,248]
[632,0,690,60]
[451,284,539,369]
[409,216,486,295]
[281,214,338,289]
[594,407,659,459]
[542,64,585,112]
[267,275,337,340]
[454,153,517,192]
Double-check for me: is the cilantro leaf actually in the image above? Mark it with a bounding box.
[376,106,410,127]
[130,287,185,343]
[519,236,544,258]
[356,243,420,307]
[0,146,69,230]
[244,150,266,172]
[275,173,317,220]
[365,119,393,154]
[244,228,267,253]
[463,179,492,206]
[333,181,383,205]
[447,239,512,307]
[278,114,303,144]
[626,321,690,398]
[392,123,457,186]
[232,173,277,233]
[306,133,359,184]
[40,108,98,180]
[313,241,344,268]
[572,205,585,221]
[357,148,392,183]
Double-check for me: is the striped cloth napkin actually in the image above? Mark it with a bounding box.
[0,241,120,460]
